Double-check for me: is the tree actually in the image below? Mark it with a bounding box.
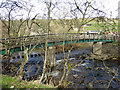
[45,0,106,33]
[0,0,41,78]
[0,0,23,37]
[68,0,105,32]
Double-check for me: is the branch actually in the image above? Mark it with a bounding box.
[74,0,83,15]
[82,1,91,22]
[17,19,27,34]
[90,5,105,15]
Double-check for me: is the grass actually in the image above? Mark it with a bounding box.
[2,75,54,88]
[84,22,118,32]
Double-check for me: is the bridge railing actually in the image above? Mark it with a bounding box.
[0,33,116,40]
[0,33,117,49]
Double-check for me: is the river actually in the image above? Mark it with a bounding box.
[3,47,120,88]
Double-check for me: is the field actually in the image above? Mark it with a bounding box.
[1,18,119,38]
[84,22,118,32]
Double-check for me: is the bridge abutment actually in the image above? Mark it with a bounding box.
[93,42,102,55]
[47,46,56,66]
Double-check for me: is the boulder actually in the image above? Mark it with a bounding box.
[73,74,79,79]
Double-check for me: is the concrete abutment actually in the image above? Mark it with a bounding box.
[92,42,102,55]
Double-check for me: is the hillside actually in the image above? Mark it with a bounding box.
[0,18,118,38]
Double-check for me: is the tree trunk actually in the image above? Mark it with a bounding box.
[18,47,29,78]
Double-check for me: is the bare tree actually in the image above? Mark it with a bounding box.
[39,0,52,83]
[0,0,41,78]
[0,0,23,37]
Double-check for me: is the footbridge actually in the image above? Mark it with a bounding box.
[0,33,118,55]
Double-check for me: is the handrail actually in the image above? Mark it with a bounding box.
[0,33,117,40]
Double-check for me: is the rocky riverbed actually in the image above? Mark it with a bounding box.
[2,43,120,88]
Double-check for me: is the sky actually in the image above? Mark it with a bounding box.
[104,0,119,18]
[0,0,119,19]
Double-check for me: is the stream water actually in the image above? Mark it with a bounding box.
[3,48,120,88]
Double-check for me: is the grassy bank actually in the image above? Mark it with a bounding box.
[2,75,54,88]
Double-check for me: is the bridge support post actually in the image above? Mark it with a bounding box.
[47,46,56,66]
[93,42,102,55]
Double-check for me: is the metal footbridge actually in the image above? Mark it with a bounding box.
[0,33,118,55]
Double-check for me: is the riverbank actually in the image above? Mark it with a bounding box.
[2,75,54,88]
[102,42,119,60]
[87,42,119,61]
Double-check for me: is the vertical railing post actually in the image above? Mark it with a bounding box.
[93,34,95,42]
[66,34,68,41]
[73,34,74,41]
[64,33,65,42]
[97,34,99,41]
[104,34,106,42]
[110,35,112,41]
[21,45,23,51]
[4,38,6,54]
[89,33,90,42]
[7,39,10,55]
[113,35,115,42]
[78,33,79,43]
[71,34,72,43]
[109,35,111,41]
[105,34,107,41]
[63,40,65,59]
[115,35,117,42]
[84,33,85,42]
